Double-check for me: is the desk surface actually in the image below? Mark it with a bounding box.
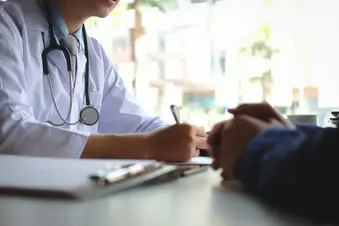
[0,170,317,226]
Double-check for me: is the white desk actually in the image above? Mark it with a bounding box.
[0,170,317,226]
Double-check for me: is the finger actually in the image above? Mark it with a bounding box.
[269,118,296,130]
[209,143,221,170]
[192,148,200,157]
[209,121,225,135]
[236,114,269,128]
[230,103,290,125]
[269,107,291,124]
[212,159,221,170]
[208,146,216,157]
[221,170,232,181]
[207,121,225,146]
[229,103,264,115]
[286,123,297,130]
[269,118,282,125]
[195,136,208,149]
[227,108,236,114]
[274,118,296,130]
[194,126,208,137]
[218,142,234,176]
[218,116,264,176]
[228,103,250,113]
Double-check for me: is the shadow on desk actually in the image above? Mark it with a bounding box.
[212,182,334,226]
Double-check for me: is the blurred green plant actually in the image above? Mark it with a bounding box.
[137,0,179,12]
[239,24,279,101]
[264,0,276,6]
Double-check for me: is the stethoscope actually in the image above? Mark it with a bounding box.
[41,2,100,127]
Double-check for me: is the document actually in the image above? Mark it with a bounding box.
[0,155,179,199]
[188,157,213,165]
[166,157,213,166]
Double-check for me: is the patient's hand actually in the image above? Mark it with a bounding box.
[208,115,286,181]
[228,102,296,130]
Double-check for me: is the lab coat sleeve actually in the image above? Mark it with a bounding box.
[97,47,168,134]
[0,7,89,158]
[233,124,339,223]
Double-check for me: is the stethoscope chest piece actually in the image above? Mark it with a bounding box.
[80,106,100,126]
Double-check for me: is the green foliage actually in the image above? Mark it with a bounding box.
[239,24,279,58]
[250,40,279,59]
[138,0,179,12]
[264,0,276,6]
[238,24,279,101]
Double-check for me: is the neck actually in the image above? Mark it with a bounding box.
[54,0,87,33]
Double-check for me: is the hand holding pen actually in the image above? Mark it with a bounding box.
[170,105,209,153]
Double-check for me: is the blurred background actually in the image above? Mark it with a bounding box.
[85,0,339,130]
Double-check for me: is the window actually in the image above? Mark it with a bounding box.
[87,0,339,129]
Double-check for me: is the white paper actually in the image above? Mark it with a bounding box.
[167,157,213,165]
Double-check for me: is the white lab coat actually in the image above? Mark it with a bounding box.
[0,0,166,157]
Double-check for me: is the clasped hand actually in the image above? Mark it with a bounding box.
[207,102,295,180]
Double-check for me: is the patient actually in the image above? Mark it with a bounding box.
[208,102,339,224]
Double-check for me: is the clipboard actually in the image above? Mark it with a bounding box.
[0,155,181,200]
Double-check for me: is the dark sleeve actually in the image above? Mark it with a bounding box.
[233,124,339,223]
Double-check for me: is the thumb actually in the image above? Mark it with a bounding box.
[228,108,236,114]
[269,118,296,130]
[269,118,282,125]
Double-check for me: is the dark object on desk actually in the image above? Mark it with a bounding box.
[199,149,209,156]
[330,111,339,127]
[331,111,339,117]
[330,118,339,127]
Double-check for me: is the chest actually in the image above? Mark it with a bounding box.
[21,30,106,130]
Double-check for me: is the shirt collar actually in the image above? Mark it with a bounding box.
[42,0,84,50]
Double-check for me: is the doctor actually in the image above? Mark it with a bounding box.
[0,0,207,161]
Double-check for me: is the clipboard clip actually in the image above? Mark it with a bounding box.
[90,162,164,185]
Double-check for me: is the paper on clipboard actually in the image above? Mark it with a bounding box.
[167,157,213,166]
[0,155,180,199]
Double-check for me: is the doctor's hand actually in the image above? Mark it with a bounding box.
[208,115,284,181]
[147,123,208,162]
[228,102,295,129]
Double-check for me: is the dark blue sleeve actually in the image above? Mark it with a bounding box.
[233,124,339,223]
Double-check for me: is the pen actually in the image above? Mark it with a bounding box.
[170,104,181,124]
[181,166,209,177]
[170,105,210,135]
[90,163,139,183]
[104,164,145,182]
[90,162,164,184]
[170,104,210,155]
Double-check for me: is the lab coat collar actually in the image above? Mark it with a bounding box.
[46,0,69,41]
[18,0,84,50]
[46,0,85,51]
